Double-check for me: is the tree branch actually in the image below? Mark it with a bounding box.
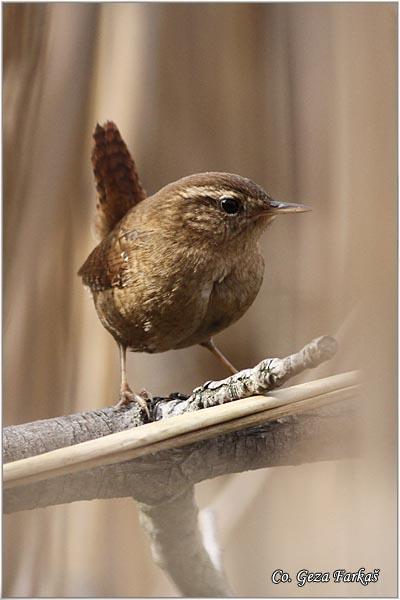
[138,487,234,597]
[4,399,358,513]
[4,336,341,489]
[3,335,360,597]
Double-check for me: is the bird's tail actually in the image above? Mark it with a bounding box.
[92,121,146,240]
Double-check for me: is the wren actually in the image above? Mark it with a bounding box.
[78,122,310,415]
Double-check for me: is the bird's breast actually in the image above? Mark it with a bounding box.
[90,241,264,353]
[173,249,265,348]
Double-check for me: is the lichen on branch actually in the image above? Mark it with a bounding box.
[153,335,337,419]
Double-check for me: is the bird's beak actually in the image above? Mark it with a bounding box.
[265,197,311,214]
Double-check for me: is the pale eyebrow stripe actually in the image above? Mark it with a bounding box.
[178,186,241,200]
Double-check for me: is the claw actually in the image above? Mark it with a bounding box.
[115,388,150,419]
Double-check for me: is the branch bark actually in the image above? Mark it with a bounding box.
[138,488,234,597]
[4,399,358,512]
[4,336,340,486]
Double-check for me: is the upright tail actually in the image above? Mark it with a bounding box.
[92,121,146,240]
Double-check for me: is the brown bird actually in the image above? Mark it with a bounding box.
[78,122,310,416]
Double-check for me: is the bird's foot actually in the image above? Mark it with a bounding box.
[115,387,151,419]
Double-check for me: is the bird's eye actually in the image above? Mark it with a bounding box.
[220,196,241,215]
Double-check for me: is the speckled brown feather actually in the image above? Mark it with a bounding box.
[78,230,124,290]
[78,216,149,291]
[92,121,146,240]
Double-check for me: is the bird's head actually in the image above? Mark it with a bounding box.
[151,172,310,248]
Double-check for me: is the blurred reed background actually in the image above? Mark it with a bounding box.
[4,2,397,597]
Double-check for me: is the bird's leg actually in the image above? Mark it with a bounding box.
[200,338,238,375]
[115,344,150,417]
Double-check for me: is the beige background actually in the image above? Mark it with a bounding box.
[4,3,397,597]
